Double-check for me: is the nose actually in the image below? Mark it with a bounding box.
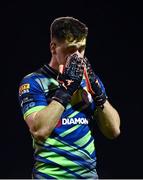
[75,50,82,57]
[76,50,84,58]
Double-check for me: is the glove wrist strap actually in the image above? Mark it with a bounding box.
[52,88,71,108]
[94,93,107,108]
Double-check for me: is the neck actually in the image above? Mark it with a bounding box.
[49,57,59,71]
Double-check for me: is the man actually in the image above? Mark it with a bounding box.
[18,16,120,179]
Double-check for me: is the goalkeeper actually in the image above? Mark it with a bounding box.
[18,16,120,179]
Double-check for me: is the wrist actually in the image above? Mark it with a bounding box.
[93,93,107,108]
[52,88,71,108]
[50,100,65,110]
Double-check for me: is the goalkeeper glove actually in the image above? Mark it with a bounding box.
[84,57,107,108]
[52,53,84,108]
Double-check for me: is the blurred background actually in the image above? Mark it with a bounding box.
[0,1,143,178]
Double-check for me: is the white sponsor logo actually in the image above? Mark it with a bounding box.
[62,118,88,125]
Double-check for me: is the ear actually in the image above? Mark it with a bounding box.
[50,41,56,54]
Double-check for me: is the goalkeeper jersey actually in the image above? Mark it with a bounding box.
[18,64,106,179]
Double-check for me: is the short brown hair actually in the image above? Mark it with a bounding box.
[50,16,88,42]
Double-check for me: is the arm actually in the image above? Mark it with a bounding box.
[25,100,64,142]
[84,57,120,139]
[95,100,120,139]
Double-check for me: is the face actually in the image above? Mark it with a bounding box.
[50,38,86,66]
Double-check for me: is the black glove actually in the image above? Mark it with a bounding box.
[84,57,107,108]
[52,53,84,108]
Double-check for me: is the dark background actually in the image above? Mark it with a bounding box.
[1,1,143,178]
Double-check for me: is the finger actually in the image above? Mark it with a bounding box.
[59,65,64,74]
[84,67,95,95]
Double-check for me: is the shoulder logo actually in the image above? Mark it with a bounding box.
[19,83,30,96]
